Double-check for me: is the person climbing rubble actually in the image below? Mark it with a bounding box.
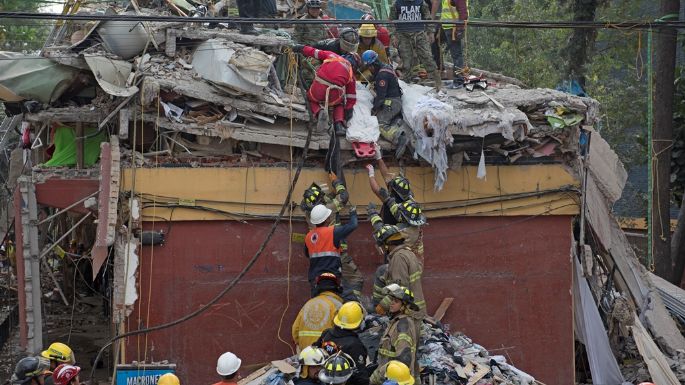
[372,285,420,383]
[234,0,276,35]
[369,361,414,385]
[291,44,360,136]
[292,272,344,351]
[296,347,328,385]
[318,353,356,385]
[365,159,414,226]
[314,301,369,385]
[51,364,81,385]
[41,342,76,385]
[389,0,441,90]
[303,203,358,293]
[360,50,407,158]
[301,176,364,302]
[11,357,50,385]
[436,0,468,88]
[214,352,241,385]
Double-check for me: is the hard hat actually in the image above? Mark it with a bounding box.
[388,176,412,201]
[373,224,404,246]
[157,373,180,385]
[318,353,355,384]
[385,361,414,385]
[360,13,375,21]
[217,352,241,376]
[342,52,361,71]
[299,346,328,366]
[361,50,379,66]
[321,340,340,355]
[397,200,426,226]
[338,28,359,54]
[310,204,332,225]
[305,0,323,8]
[52,364,81,385]
[333,301,363,330]
[383,284,419,311]
[11,357,49,385]
[41,342,76,364]
[301,183,325,211]
[315,272,341,293]
[359,24,377,38]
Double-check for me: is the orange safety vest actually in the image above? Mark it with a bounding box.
[305,226,341,259]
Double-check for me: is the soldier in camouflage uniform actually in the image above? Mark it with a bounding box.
[389,0,441,90]
[293,0,333,86]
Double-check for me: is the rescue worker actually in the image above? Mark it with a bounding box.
[358,25,389,66]
[41,342,76,385]
[389,0,441,90]
[369,361,413,385]
[235,0,276,35]
[360,50,407,158]
[292,273,344,351]
[314,302,368,385]
[318,353,355,385]
[52,364,81,385]
[303,202,358,292]
[437,0,468,88]
[301,177,363,302]
[360,14,390,49]
[373,285,420,382]
[214,352,241,385]
[292,44,360,137]
[371,224,426,316]
[314,28,360,56]
[295,347,328,385]
[294,1,335,45]
[158,373,181,385]
[11,357,49,385]
[365,158,413,226]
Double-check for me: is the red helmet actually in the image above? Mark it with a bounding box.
[52,364,81,385]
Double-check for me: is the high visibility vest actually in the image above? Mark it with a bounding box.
[305,226,341,259]
[441,0,468,30]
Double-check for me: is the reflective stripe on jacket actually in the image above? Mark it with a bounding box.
[292,291,343,350]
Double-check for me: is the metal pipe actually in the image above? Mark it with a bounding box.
[38,212,92,260]
[37,190,99,225]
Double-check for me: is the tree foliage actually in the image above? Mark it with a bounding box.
[0,0,51,52]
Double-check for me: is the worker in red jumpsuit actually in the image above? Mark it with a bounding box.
[293,44,360,136]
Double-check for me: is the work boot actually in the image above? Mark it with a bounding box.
[395,133,409,159]
[450,75,465,89]
[432,70,443,91]
[334,122,346,137]
[240,24,259,35]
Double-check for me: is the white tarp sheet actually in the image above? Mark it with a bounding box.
[346,84,379,143]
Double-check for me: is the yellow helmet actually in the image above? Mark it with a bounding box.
[157,373,180,385]
[333,301,363,330]
[359,24,377,38]
[41,342,75,364]
[385,361,414,385]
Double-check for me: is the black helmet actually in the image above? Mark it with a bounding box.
[301,183,325,211]
[387,176,412,201]
[338,28,359,54]
[373,224,404,246]
[396,200,426,226]
[318,353,355,384]
[12,357,49,385]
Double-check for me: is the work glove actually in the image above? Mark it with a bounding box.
[328,172,338,183]
[344,108,354,122]
[366,164,375,177]
[367,202,379,217]
[291,43,305,53]
[373,142,382,160]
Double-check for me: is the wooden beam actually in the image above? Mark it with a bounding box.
[432,297,454,322]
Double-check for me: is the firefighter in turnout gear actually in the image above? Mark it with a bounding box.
[389,0,441,90]
[372,285,420,383]
[360,50,408,159]
[292,273,344,351]
[301,175,364,302]
[318,353,355,385]
[370,223,426,316]
[314,302,369,385]
[366,158,413,226]
[292,45,360,136]
[369,361,414,385]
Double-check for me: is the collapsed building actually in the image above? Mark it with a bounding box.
[1,2,685,385]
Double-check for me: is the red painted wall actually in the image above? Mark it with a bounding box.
[128,215,573,385]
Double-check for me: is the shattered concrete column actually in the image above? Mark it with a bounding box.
[18,176,42,354]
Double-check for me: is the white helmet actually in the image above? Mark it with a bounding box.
[217,352,241,376]
[299,346,327,366]
[310,204,332,225]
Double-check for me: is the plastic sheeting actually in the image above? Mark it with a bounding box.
[573,256,630,385]
[43,126,107,167]
[400,81,454,191]
[0,52,79,104]
[346,84,379,143]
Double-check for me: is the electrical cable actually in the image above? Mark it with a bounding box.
[88,51,316,384]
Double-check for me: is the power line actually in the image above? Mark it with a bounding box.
[0,12,684,30]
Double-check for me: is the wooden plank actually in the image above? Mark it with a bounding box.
[432,297,454,322]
